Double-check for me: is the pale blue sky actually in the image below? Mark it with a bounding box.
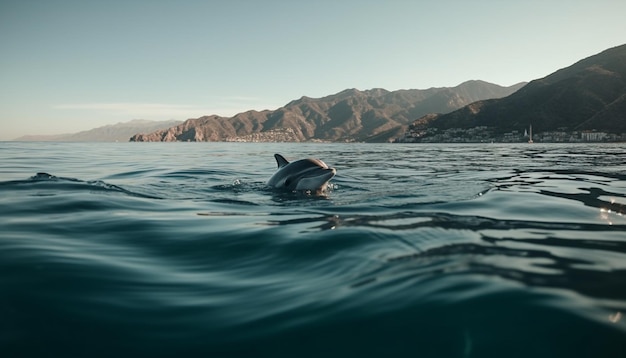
[1,0,625,139]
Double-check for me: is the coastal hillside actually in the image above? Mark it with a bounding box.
[15,119,182,142]
[408,44,626,136]
[129,81,525,143]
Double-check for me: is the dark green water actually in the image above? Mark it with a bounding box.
[1,142,625,357]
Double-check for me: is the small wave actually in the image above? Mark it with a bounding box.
[261,209,626,233]
[0,172,162,200]
[208,198,260,206]
[211,179,264,192]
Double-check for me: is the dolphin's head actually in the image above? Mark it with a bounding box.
[267,154,336,192]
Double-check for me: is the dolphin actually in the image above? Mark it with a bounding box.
[267,154,336,192]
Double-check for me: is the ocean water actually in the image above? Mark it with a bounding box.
[1,142,625,358]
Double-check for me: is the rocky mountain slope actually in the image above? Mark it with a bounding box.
[410,44,626,134]
[130,81,525,143]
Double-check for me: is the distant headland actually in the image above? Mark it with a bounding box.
[14,119,181,142]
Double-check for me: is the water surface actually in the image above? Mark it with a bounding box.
[1,142,625,357]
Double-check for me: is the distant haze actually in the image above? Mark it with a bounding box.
[1,0,625,140]
[14,119,182,142]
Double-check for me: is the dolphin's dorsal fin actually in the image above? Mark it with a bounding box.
[274,154,289,168]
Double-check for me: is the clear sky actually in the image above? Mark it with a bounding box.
[1,0,625,140]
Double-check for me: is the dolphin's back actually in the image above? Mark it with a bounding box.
[268,153,335,192]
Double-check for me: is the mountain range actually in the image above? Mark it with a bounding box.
[410,44,626,134]
[16,44,625,143]
[14,119,182,142]
[130,81,525,143]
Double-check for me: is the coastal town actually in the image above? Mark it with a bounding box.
[224,128,302,142]
[222,126,626,143]
[396,125,626,143]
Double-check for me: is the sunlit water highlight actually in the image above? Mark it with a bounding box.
[1,142,625,357]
